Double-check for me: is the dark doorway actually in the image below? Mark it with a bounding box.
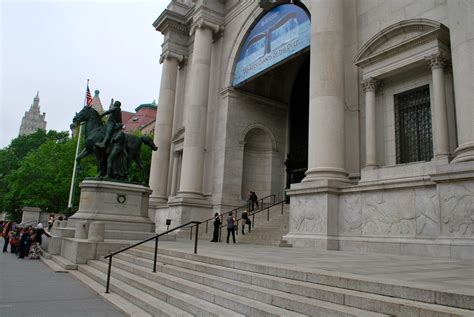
[285,56,309,188]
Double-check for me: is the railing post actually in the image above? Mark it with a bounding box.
[153,236,158,273]
[205,221,208,234]
[281,201,284,214]
[267,208,270,221]
[194,222,199,254]
[273,194,276,204]
[105,256,112,293]
[252,213,255,228]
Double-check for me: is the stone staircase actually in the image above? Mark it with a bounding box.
[176,201,285,244]
[72,245,474,317]
[237,203,290,246]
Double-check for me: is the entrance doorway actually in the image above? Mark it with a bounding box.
[286,56,309,187]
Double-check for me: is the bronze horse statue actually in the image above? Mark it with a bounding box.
[71,106,157,183]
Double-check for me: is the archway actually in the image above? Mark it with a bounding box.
[241,128,274,200]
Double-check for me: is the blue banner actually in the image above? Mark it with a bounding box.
[233,4,310,86]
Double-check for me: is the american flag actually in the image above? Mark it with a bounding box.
[86,84,93,106]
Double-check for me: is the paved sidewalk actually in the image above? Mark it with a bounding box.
[0,249,124,317]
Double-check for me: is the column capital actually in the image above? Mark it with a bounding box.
[425,53,450,70]
[190,6,224,37]
[159,51,187,66]
[361,77,378,92]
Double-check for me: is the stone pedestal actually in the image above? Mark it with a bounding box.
[21,206,41,224]
[68,179,155,240]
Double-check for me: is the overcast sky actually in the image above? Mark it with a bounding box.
[0,0,169,148]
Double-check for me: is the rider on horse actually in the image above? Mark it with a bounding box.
[96,100,122,149]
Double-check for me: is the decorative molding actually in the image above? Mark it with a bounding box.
[361,77,378,92]
[425,53,450,70]
[354,19,450,68]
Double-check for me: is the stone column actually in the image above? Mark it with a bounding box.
[361,78,378,167]
[448,1,474,162]
[426,53,450,159]
[304,0,348,182]
[178,24,215,198]
[149,53,181,205]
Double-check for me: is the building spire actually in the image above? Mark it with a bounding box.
[35,90,40,100]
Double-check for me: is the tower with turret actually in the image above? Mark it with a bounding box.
[19,91,47,136]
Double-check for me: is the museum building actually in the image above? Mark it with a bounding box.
[148,0,474,259]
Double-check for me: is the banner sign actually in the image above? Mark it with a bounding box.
[233,4,310,86]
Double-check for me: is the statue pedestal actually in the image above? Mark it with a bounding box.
[68,179,155,240]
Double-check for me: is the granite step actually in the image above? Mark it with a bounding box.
[69,268,152,317]
[111,252,390,317]
[132,246,474,313]
[91,258,305,317]
[78,263,193,317]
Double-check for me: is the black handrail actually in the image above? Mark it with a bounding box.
[219,199,285,242]
[189,193,276,239]
[103,220,201,293]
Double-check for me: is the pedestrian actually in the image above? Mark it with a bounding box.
[251,191,259,209]
[247,191,254,211]
[210,213,221,242]
[226,211,236,244]
[18,227,29,258]
[47,214,54,231]
[2,221,13,252]
[241,210,251,235]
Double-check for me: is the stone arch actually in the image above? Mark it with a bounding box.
[240,123,277,151]
[241,125,276,199]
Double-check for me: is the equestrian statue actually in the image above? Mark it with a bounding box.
[70,101,158,184]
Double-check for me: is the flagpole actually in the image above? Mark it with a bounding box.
[68,79,90,208]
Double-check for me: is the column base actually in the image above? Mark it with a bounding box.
[149,195,168,207]
[452,142,474,163]
[303,167,349,183]
[176,190,205,200]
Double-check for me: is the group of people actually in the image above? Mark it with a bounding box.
[1,220,44,259]
[210,209,253,244]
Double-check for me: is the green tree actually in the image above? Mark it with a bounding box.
[0,130,69,217]
[1,131,96,221]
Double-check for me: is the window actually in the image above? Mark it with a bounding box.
[395,85,433,164]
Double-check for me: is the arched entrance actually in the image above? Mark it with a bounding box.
[231,3,311,199]
[241,128,274,199]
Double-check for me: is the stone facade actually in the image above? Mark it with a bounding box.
[19,91,47,136]
[149,0,474,259]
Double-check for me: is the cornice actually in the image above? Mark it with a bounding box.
[153,9,189,36]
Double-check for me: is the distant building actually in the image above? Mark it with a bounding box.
[122,101,157,135]
[19,91,47,136]
[90,90,104,115]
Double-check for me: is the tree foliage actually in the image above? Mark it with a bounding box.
[1,130,154,222]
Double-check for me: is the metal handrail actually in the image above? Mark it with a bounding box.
[189,193,276,238]
[103,220,201,293]
[219,199,286,242]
